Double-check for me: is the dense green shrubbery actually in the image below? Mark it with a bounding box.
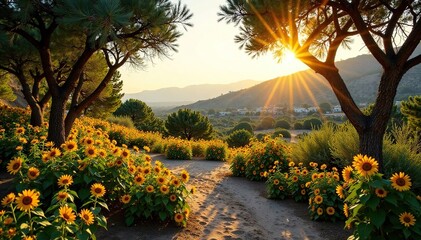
[275,120,291,129]
[294,122,304,130]
[205,140,228,161]
[229,148,248,177]
[303,118,323,130]
[108,130,129,146]
[329,122,359,168]
[107,115,135,129]
[165,138,192,160]
[266,171,289,199]
[231,122,254,134]
[226,129,253,148]
[291,124,334,167]
[191,141,207,157]
[272,128,291,138]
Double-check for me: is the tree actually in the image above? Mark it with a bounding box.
[114,99,163,132]
[258,116,275,130]
[219,0,421,169]
[85,71,124,119]
[275,120,291,129]
[226,129,253,148]
[401,96,421,133]
[165,109,214,140]
[231,122,254,134]
[0,74,16,102]
[0,0,192,145]
[319,102,332,113]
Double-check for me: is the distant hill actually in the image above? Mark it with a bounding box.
[176,51,421,111]
[123,80,261,103]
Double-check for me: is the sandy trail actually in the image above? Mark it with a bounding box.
[98,154,349,240]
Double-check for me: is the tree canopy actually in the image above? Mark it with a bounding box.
[401,95,421,133]
[165,109,214,140]
[219,0,421,168]
[0,0,192,145]
[114,99,163,132]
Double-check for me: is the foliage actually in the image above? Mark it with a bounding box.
[226,129,253,148]
[329,122,359,168]
[342,155,421,239]
[231,122,254,134]
[205,140,229,161]
[257,116,275,130]
[114,99,164,132]
[272,128,291,139]
[275,120,291,129]
[107,115,135,129]
[245,137,289,181]
[229,148,249,177]
[266,171,289,199]
[291,124,334,167]
[286,163,312,202]
[308,164,344,222]
[191,140,207,157]
[294,122,304,130]
[400,95,421,133]
[165,109,214,141]
[165,138,192,160]
[0,74,16,101]
[303,118,323,130]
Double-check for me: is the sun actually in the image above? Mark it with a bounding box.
[283,50,299,63]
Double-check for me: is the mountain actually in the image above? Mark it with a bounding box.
[123,80,261,104]
[176,52,421,111]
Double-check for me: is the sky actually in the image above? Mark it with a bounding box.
[120,0,368,94]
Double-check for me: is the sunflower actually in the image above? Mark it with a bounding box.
[174,213,184,223]
[15,127,25,134]
[273,179,280,186]
[146,185,155,193]
[311,173,318,181]
[160,185,170,194]
[16,189,40,212]
[98,149,107,158]
[154,166,161,174]
[279,186,284,191]
[85,145,97,158]
[57,175,73,187]
[320,164,327,170]
[120,194,131,204]
[2,193,15,206]
[292,176,298,182]
[314,195,323,204]
[27,167,40,180]
[180,170,189,183]
[128,165,136,175]
[143,146,151,152]
[399,212,416,227]
[57,192,68,201]
[301,189,306,195]
[111,147,121,157]
[90,183,106,198]
[157,176,167,185]
[353,155,378,177]
[83,137,94,145]
[145,155,152,162]
[79,209,95,225]
[121,149,130,158]
[183,208,190,218]
[172,178,181,187]
[326,207,335,215]
[16,145,23,151]
[288,162,295,167]
[134,174,146,185]
[45,141,54,148]
[143,167,151,175]
[343,203,349,218]
[4,217,13,225]
[7,157,23,175]
[59,205,76,224]
[342,166,353,182]
[332,174,340,181]
[49,148,61,158]
[301,169,308,175]
[375,188,388,198]
[314,189,320,195]
[42,153,50,163]
[169,194,177,202]
[391,172,412,191]
[7,228,16,237]
[22,235,36,240]
[63,140,78,152]
[336,185,345,199]
[317,207,323,216]
[115,158,124,167]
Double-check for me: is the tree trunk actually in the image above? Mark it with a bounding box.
[64,110,79,138]
[358,128,384,172]
[47,96,66,146]
[30,105,43,127]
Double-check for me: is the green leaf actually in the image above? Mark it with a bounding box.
[403,228,411,239]
[76,231,90,240]
[37,220,52,227]
[366,196,380,210]
[79,188,90,201]
[125,215,134,226]
[20,223,30,229]
[159,211,167,221]
[385,194,398,206]
[32,210,46,218]
[357,223,372,240]
[369,209,386,229]
[96,215,108,229]
[83,174,93,184]
[98,201,109,211]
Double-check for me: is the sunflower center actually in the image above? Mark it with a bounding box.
[30,171,36,177]
[95,188,102,194]
[83,214,89,220]
[22,196,33,205]
[12,163,21,170]
[68,144,74,149]
[88,150,94,155]
[396,178,406,186]
[62,179,69,184]
[362,162,372,171]
[404,216,411,223]
[63,213,69,220]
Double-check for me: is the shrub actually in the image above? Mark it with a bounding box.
[245,137,289,181]
[108,130,128,146]
[275,120,291,129]
[303,118,323,130]
[165,138,192,160]
[329,122,359,168]
[255,133,267,141]
[272,128,291,138]
[342,155,421,239]
[257,116,275,130]
[107,115,135,128]
[286,162,312,202]
[266,171,289,199]
[151,140,166,154]
[294,122,304,130]
[231,122,254,134]
[205,140,228,161]
[226,129,253,148]
[229,148,249,177]
[191,140,207,157]
[291,124,334,167]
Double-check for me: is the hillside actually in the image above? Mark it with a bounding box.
[177,53,421,110]
[123,80,261,103]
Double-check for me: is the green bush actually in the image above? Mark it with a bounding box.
[230,149,248,177]
[303,118,323,130]
[226,129,253,148]
[255,133,267,141]
[231,122,254,134]
[151,141,166,153]
[275,120,291,129]
[205,140,228,161]
[107,115,135,129]
[294,122,304,130]
[329,122,359,168]
[272,128,291,138]
[266,171,289,199]
[165,139,192,160]
[107,130,129,146]
[257,116,275,130]
[291,124,334,167]
[191,141,206,157]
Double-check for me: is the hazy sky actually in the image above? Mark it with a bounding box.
[120,0,368,94]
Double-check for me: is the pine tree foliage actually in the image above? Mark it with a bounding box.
[165,109,214,140]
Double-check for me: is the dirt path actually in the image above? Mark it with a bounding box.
[97,154,350,240]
